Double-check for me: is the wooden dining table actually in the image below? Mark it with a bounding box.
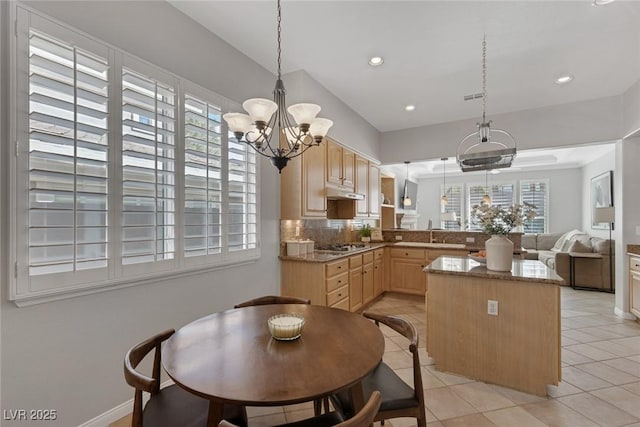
[162,304,385,427]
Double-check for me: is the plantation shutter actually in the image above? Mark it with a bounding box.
[521,180,548,233]
[27,30,110,281]
[441,184,462,230]
[228,136,258,254]
[468,182,514,231]
[121,67,176,267]
[183,94,223,259]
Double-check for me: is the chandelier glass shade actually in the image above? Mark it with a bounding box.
[403,161,412,207]
[440,157,448,205]
[222,0,333,173]
[457,36,516,173]
[483,170,492,205]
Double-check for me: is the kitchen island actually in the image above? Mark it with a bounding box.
[424,256,564,396]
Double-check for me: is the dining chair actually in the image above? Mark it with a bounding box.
[330,313,426,427]
[217,391,381,427]
[124,329,248,427]
[233,295,311,308]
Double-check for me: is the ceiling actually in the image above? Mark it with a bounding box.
[168,0,640,133]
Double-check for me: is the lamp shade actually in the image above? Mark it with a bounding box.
[242,98,278,123]
[287,103,321,126]
[442,212,457,221]
[223,113,252,133]
[594,206,615,223]
[309,118,333,138]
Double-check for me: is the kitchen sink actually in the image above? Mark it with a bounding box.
[394,242,467,249]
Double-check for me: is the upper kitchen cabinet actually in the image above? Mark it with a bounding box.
[355,155,381,218]
[326,138,355,191]
[368,163,380,218]
[280,143,327,219]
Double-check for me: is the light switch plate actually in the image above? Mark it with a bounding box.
[488,300,499,316]
[395,235,403,240]
[466,237,475,243]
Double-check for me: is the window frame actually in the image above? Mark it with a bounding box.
[9,6,260,306]
[520,179,549,234]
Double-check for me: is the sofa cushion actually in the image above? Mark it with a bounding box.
[521,235,537,250]
[568,240,591,253]
[536,233,563,251]
[553,229,586,252]
[538,250,556,269]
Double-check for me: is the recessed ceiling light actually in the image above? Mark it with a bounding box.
[592,0,615,6]
[555,75,573,85]
[368,56,384,67]
[404,105,416,112]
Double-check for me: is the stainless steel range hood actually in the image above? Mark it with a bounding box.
[457,147,517,172]
[326,188,365,200]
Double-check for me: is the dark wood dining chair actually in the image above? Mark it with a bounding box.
[330,313,426,427]
[218,391,381,427]
[124,329,248,427]
[233,295,311,308]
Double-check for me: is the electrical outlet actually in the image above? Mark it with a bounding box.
[295,226,300,237]
[395,235,403,241]
[487,300,498,316]
[466,237,475,243]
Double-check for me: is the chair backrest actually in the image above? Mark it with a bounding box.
[234,295,311,308]
[338,390,381,427]
[362,312,424,400]
[124,329,175,427]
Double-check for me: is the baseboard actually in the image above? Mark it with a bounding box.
[78,380,174,427]
[614,306,637,320]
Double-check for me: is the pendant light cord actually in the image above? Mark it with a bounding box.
[482,35,487,124]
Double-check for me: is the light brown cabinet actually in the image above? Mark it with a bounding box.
[368,163,381,218]
[280,144,326,219]
[326,139,355,191]
[281,258,349,309]
[630,255,640,317]
[362,251,375,305]
[355,156,381,219]
[349,255,363,312]
[380,176,396,229]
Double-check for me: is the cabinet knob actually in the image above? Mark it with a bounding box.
[338,266,342,269]
[338,293,342,297]
[405,252,409,256]
[338,280,342,283]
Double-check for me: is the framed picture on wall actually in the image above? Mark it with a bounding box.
[591,170,613,229]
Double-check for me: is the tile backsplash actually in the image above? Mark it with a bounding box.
[280,219,377,249]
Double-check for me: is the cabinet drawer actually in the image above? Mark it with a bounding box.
[327,272,349,292]
[363,251,374,264]
[327,284,349,306]
[326,259,349,277]
[374,249,384,260]
[330,296,350,311]
[389,248,425,260]
[349,254,363,268]
[631,256,640,273]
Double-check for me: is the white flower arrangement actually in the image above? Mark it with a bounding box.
[470,202,537,236]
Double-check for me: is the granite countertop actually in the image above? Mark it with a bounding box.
[279,243,387,263]
[425,255,565,285]
[627,245,640,256]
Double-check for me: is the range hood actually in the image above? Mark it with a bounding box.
[326,188,365,200]
[457,147,517,172]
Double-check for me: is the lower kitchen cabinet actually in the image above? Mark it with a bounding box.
[281,258,350,309]
[349,254,363,312]
[388,248,427,295]
[630,255,640,317]
[362,252,375,305]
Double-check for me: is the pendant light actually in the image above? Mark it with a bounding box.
[222,0,333,173]
[456,36,516,172]
[482,170,492,205]
[403,161,412,207]
[440,157,448,205]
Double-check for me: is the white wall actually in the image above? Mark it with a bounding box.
[623,79,640,138]
[414,168,583,233]
[1,2,280,426]
[619,138,640,317]
[581,149,616,238]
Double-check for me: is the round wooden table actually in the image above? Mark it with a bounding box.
[162,304,385,427]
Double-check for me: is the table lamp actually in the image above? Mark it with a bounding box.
[594,206,615,292]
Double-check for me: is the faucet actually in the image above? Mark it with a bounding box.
[427,219,434,243]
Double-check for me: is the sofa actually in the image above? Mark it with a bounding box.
[521,230,614,291]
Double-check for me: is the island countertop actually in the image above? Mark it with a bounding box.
[425,256,565,285]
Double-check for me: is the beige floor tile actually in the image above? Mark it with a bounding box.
[383,349,414,369]
[426,422,444,427]
[564,343,619,361]
[425,407,438,423]
[283,401,314,412]
[394,367,415,386]
[521,399,600,427]
[425,366,475,386]
[590,386,640,419]
[603,357,640,376]
[441,413,497,427]
[109,414,131,427]
[562,347,595,365]
[546,381,584,398]
[382,417,419,427]
[588,339,640,357]
[558,392,639,426]
[629,355,640,363]
[449,382,515,412]
[384,336,403,352]
[561,329,602,343]
[561,366,614,391]
[418,347,435,366]
[575,361,639,385]
[561,335,581,346]
[247,406,285,418]
[578,326,626,340]
[486,384,546,405]
[424,387,478,420]
[482,406,547,427]
[248,412,288,426]
[420,367,447,390]
[284,408,315,423]
[621,381,640,396]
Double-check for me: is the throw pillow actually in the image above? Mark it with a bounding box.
[552,229,584,252]
[568,240,592,253]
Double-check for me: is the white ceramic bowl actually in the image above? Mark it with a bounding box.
[268,314,305,340]
[468,253,487,264]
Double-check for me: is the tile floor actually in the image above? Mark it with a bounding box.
[112,287,640,427]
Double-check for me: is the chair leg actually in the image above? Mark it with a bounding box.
[313,399,322,416]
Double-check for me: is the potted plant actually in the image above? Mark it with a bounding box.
[359,224,372,243]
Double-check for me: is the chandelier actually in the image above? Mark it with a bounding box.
[223,0,333,173]
[457,36,516,173]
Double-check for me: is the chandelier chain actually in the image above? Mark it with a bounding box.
[482,35,487,121]
[277,0,282,79]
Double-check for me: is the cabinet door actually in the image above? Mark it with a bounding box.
[390,257,426,295]
[302,144,327,217]
[373,258,383,297]
[363,262,374,305]
[350,266,363,312]
[355,156,369,217]
[326,140,343,186]
[342,149,355,190]
[368,163,380,217]
[631,270,640,317]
